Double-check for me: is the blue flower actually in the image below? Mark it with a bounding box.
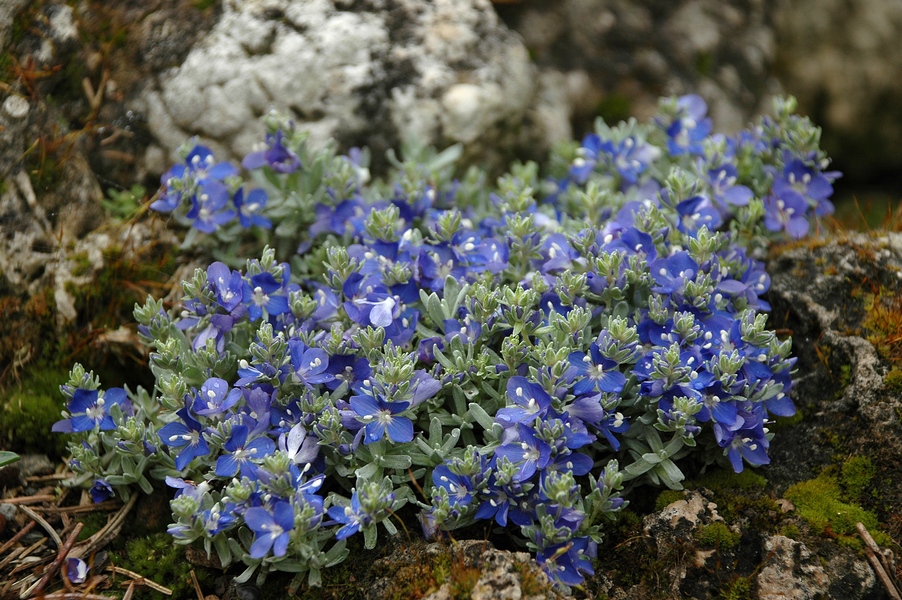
[185,181,236,233]
[326,491,370,540]
[432,464,474,508]
[278,422,319,467]
[158,407,210,471]
[763,193,809,238]
[182,144,238,183]
[714,412,770,472]
[676,195,722,237]
[495,377,552,426]
[349,392,413,444]
[244,500,294,558]
[67,557,89,584]
[707,164,753,209]
[90,479,114,503]
[664,94,712,156]
[242,130,301,174]
[537,536,596,588]
[494,424,552,481]
[243,272,290,320]
[52,387,131,433]
[326,484,395,540]
[568,344,626,395]
[215,424,276,478]
[234,188,272,229]
[288,339,335,388]
[192,377,242,417]
[772,158,834,211]
[207,262,244,312]
[602,136,660,184]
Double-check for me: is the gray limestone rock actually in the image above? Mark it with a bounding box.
[138,0,571,175]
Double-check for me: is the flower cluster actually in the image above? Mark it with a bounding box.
[54,96,835,590]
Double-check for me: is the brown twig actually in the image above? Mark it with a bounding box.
[108,565,173,595]
[190,568,205,600]
[19,504,63,548]
[25,473,72,483]
[69,494,138,559]
[29,522,84,597]
[857,522,902,600]
[1,494,56,505]
[35,500,120,514]
[39,594,117,600]
[4,536,46,572]
[0,520,35,556]
[121,580,136,600]
[0,532,44,570]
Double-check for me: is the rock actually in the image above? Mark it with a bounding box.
[137,0,571,175]
[496,0,781,135]
[15,454,54,479]
[367,539,565,600]
[765,233,902,497]
[756,535,830,599]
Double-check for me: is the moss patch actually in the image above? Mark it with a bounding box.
[784,473,888,548]
[840,455,875,501]
[0,367,70,457]
[695,522,740,550]
[692,468,767,492]
[114,533,214,600]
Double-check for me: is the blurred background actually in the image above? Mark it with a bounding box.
[2,0,900,242]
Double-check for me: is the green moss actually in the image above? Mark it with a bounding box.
[115,534,214,600]
[71,251,93,277]
[840,455,875,501]
[655,489,684,511]
[784,474,889,548]
[720,575,752,600]
[0,367,70,456]
[692,468,767,492]
[832,364,852,400]
[695,522,740,549]
[884,368,902,391]
[779,523,800,539]
[771,408,804,431]
[76,512,108,541]
[192,0,218,9]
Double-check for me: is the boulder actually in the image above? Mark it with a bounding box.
[137,0,572,175]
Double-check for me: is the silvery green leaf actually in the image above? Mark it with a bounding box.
[364,525,377,549]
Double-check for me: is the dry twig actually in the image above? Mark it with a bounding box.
[108,565,173,595]
[69,494,138,559]
[0,521,35,557]
[19,504,63,548]
[1,494,56,505]
[857,522,902,600]
[29,522,84,597]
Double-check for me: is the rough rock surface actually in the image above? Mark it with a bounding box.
[765,234,902,501]
[366,539,567,600]
[138,0,572,174]
[496,0,782,135]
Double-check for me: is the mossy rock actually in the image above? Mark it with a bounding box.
[784,473,889,549]
[0,367,70,457]
[114,533,215,600]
